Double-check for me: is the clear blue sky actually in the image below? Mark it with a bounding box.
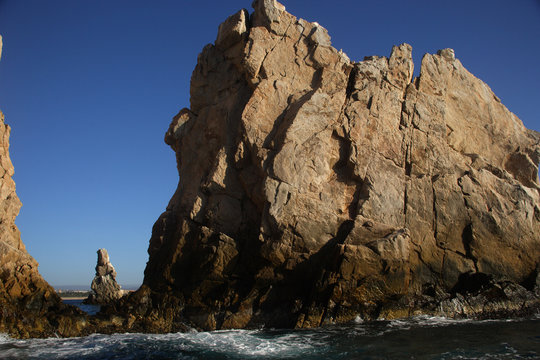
[0,1,538,288]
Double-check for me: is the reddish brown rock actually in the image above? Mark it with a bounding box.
[0,35,91,338]
[0,36,90,338]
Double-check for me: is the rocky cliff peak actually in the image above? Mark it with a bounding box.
[117,1,540,332]
[126,0,540,331]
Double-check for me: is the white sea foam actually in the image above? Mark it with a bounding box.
[366,315,476,335]
[388,315,473,328]
[1,333,112,359]
[0,329,323,359]
[166,329,320,357]
[1,317,538,359]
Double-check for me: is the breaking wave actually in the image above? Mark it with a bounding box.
[0,329,323,359]
[1,316,539,359]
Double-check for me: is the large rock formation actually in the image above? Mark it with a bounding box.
[85,248,124,304]
[0,35,88,338]
[121,1,539,331]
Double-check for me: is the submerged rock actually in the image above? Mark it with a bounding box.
[119,0,539,331]
[85,249,124,304]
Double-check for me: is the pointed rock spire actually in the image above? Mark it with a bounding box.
[85,248,124,304]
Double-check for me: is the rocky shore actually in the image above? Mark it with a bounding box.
[0,0,539,338]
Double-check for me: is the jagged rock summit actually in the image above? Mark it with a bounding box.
[115,0,540,331]
[85,248,124,304]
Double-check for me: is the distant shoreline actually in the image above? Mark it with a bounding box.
[59,289,136,301]
[54,285,140,291]
[60,296,88,300]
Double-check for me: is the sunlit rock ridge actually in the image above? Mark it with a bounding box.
[116,0,540,331]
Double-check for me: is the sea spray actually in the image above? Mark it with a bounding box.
[1,316,538,359]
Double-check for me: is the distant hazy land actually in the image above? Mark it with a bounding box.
[55,285,140,299]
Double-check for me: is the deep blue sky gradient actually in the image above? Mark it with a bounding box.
[0,0,539,287]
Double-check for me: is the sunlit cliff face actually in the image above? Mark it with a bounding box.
[130,0,540,332]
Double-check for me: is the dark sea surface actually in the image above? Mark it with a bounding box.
[1,301,538,359]
[62,299,101,316]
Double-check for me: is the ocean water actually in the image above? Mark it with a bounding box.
[62,299,101,316]
[1,315,539,359]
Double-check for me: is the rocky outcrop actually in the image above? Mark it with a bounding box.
[0,35,88,338]
[116,0,540,331]
[85,249,124,304]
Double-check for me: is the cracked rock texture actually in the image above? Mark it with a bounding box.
[85,249,125,304]
[0,35,88,338]
[121,0,540,331]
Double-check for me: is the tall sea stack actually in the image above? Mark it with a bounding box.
[85,248,124,304]
[117,0,540,331]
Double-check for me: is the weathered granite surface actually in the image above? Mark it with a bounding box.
[85,249,125,304]
[113,0,539,332]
